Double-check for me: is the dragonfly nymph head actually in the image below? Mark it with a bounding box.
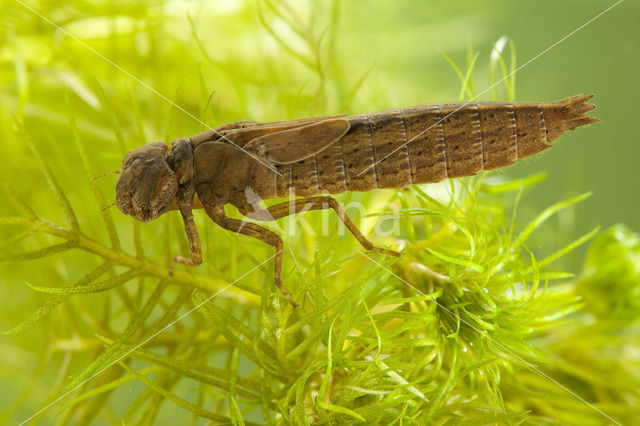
[116,142,178,222]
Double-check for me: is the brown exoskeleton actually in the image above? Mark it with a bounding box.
[116,95,597,307]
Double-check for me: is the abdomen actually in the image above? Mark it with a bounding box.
[268,95,596,197]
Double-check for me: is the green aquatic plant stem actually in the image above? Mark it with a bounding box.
[0,215,255,301]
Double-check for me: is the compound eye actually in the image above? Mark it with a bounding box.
[130,158,145,177]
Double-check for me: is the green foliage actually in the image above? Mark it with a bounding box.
[577,225,640,324]
[1,1,639,425]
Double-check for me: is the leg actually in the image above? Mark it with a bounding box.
[169,211,202,274]
[209,209,297,308]
[246,196,400,258]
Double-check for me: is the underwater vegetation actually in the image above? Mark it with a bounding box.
[1,1,638,424]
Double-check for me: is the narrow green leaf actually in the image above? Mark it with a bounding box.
[513,192,592,249]
[93,78,127,155]
[229,395,245,426]
[126,81,147,147]
[508,39,517,101]
[192,290,263,366]
[379,289,443,306]
[534,272,574,280]
[4,261,111,334]
[1,182,36,217]
[427,248,484,273]
[441,52,466,85]
[67,92,121,250]
[526,226,600,272]
[465,311,497,330]
[318,317,337,405]
[338,62,376,113]
[481,171,547,194]
[0,216,37,227]
[58,366,160,414]
[426,346,459,420]
[0,241,75,264]
[286,311,337,360]
[67,280,169,388]
[118,362,251,424]
[284,260,383,338]
[24,134,80,231]
[27,269,138,295]
[459,51,479,100]
[316,401,366,422]
[99,337,263,399]
[256,3,315,69]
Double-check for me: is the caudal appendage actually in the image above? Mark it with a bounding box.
[543,94,599,143]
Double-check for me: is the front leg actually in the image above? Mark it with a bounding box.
[169,209,203,274]
[207,207,297,308]
[166,139,202,274]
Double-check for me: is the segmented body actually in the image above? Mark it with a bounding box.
[184,95,596,212]
[225,95,595,199]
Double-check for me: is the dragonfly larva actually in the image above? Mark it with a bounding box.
[115,94,597,307]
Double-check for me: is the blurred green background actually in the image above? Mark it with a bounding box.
[2,0,637,232]
[1,0,637,423]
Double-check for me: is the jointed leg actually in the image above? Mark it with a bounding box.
[209,210,297,308]
[169,211,202,274]
[247,196,400,258]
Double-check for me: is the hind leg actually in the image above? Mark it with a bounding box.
[207,208,297,308]
[244,196,400,258]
